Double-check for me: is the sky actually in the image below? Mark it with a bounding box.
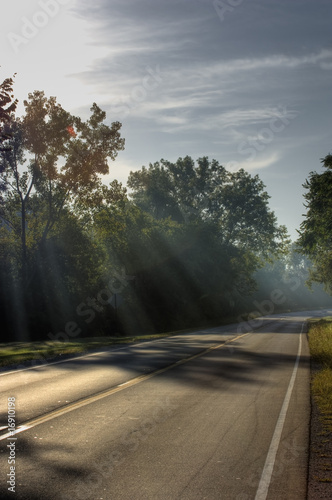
[1,0,332,240]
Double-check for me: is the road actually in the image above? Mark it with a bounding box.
[0,310,329,499]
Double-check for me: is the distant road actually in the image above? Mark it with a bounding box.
[1,310,329,499]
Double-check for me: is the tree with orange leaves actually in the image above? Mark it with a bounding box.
[0,89,125,341]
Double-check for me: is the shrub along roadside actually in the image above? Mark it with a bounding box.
[307,317,332,430]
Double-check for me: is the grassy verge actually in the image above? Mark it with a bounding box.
[0,310,308,370]
[0,317,241,369]
[308,317,332,431]
[0,333,179,369]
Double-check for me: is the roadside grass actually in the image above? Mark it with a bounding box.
[0,333,178,368]
[308,317,332,431]
[0,317,241,369]
[0,310,312,369]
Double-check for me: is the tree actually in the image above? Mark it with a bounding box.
[128,156,225,223]
[93,200,243,333]
[0,89,125,340]
[128,156,289,261]
[0,74,18,200]
[0,74,18,152]
[0,91,124,286]
[125,156,290,325]
[297,153,332,292]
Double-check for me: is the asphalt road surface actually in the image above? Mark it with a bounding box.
[1,310,330,500]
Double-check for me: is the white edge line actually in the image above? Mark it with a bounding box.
[254,322,305,500]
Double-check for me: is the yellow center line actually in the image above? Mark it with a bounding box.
[0,332,250,440]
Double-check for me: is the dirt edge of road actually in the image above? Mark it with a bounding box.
[307,361,332,499]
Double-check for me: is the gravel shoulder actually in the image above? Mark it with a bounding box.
[307,362,332,499]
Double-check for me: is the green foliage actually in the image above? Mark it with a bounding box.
[128,156,289,260]
[0,74,18,153]
[297,153,332,292]
[126,155,289,327]
[91,175,287,333]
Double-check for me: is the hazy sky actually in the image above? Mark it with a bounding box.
[2,0,332,239]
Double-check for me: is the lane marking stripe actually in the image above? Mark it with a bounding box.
[0,332,249,441]
[254,323,305,500]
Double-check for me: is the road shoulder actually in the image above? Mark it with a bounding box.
[307,361,332,498]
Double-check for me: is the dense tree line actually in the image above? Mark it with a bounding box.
[0,78,330,342]
[297,153,332,292]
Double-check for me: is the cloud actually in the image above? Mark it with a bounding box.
[226,152,281,172]
[70,43,326,140]
[204,49,332,76]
